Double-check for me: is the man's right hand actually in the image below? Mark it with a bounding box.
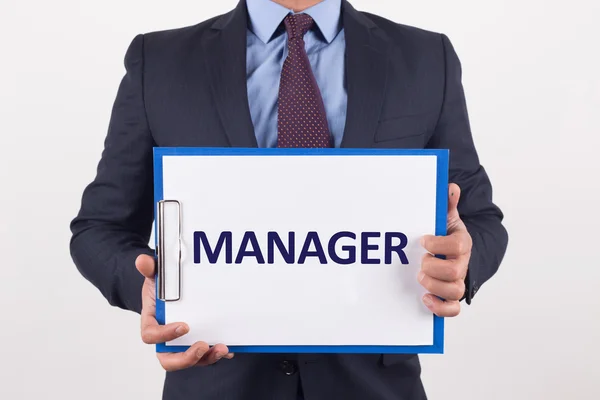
[135,254,233,371]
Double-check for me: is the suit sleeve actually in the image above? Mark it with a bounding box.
[427,34,509,304]
[70,34,155,314]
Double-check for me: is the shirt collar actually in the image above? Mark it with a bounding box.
[246,0,342,44]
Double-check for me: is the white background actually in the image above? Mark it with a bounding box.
[1,0,599,399]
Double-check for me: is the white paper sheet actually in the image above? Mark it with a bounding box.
[160,154,439,347]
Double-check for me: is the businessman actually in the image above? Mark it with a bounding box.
[70,0,508,399]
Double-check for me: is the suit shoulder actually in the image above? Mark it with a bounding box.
[140,14,222,49]
[360,12,443,48]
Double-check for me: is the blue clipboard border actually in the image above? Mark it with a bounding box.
[154,147,448,354]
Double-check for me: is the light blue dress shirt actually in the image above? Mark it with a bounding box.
[246,0,347,148]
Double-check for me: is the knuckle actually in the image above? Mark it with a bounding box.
[465,233,473,250]
[460,264,469,280]
[455,238,465,255]
[421,254,432,269]
[157,356,172,372]
[164,365,177,372]
[141,331,154,344]
[420,276,432,291]
[426,282,437,294]
[198,344,210,356]
[447,304,461,317]
[447,263,461,281]
[452,281,465,300]
[422,236,431,250]
[438,301,460,317]
[448,289,460,301]
[425,237,438,254]
[452,302,461,317]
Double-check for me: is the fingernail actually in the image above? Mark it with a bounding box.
[418,271,425,282]
[423,296,433,307]
[175,325,186,335]
[215,352,224,360]
[225,353,234,359]
[196,349,205,358]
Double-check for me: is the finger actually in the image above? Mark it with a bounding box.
[158,342,210,372]
[448,183,461,220]
[196,343,231,366]
[421,253,467,282]
[422,295,461,317]
[447,183,467,233]
[136,254,156,279]
[418,271,465,301]
[421,232,470,258]
[142,321,189,345]
[141,278,157,310]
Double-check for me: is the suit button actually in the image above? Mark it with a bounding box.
[279,360,297,376]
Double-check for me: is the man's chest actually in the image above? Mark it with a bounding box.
[143,49,442,150]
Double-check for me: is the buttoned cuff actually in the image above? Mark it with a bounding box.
[462,245,480,305]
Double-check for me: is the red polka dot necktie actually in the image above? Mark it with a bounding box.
[277,14,333,148]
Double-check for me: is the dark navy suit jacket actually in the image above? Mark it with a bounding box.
[70,1,508,399]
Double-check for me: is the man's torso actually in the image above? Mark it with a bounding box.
[138,1,446,399]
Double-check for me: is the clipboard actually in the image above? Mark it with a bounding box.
[154,147,448,354]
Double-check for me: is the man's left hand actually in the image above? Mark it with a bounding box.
[419,183,472,317]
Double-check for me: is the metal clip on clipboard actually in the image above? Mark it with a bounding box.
[156,200,182,302]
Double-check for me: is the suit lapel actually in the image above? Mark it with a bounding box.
[340,1,391,148]
[202,1,258,148]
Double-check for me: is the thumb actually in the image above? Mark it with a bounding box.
[135,254,156,279]
[448,183,461,223]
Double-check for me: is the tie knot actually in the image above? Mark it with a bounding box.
[284,13,314,40]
